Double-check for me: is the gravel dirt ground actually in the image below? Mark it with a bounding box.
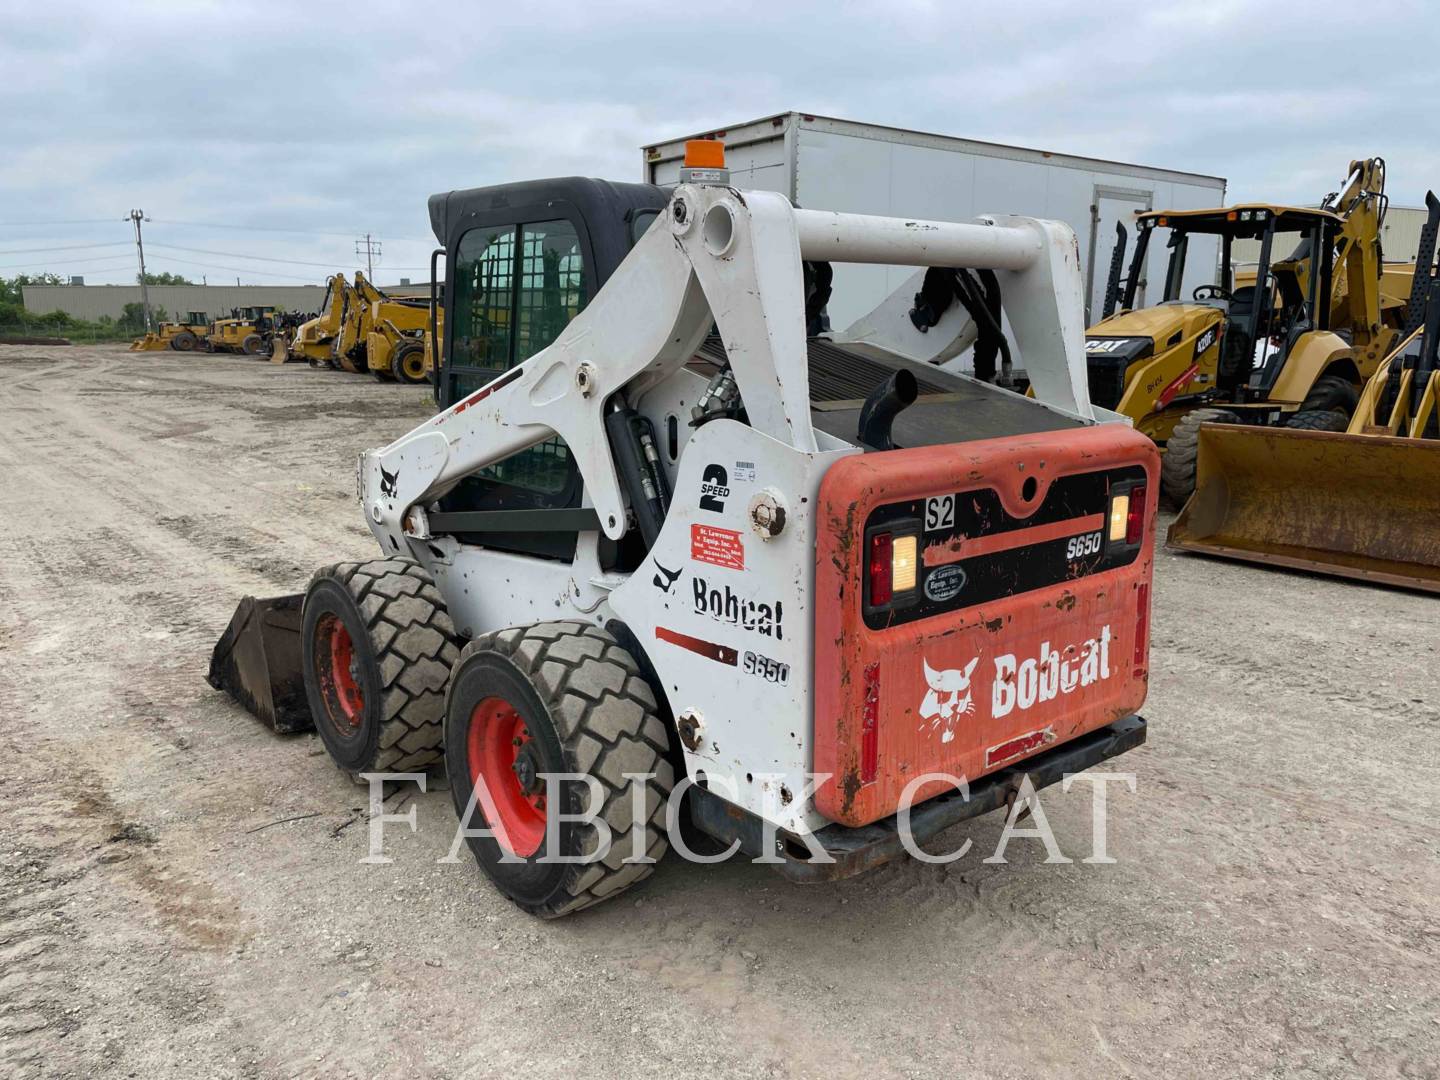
[2,344,1437,1080]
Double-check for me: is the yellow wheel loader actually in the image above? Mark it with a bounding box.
[1168,191,1440,592]
[128,311,210,352]
[208,305,278,355]
[1085,159,1405,501]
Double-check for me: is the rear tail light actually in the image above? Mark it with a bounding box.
[1108,484,1147,547]
[868,532,893,606]
[891,535,918,592]
[866,529,919,609]
[1108,493,1130,542]
[1126,485,1146,544]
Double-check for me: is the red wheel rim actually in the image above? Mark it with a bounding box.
[466,697,547,858]
[315,613,365,736]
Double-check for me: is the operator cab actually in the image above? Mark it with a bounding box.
[1115,204,1342,398]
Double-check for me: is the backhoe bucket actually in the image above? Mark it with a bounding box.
[207,594,313,732]
[1167,424,1440,593]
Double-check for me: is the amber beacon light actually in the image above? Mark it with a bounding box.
[684,139,726,169]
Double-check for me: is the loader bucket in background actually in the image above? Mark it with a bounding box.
[206,593,313,732]
[1167,424,1440,593]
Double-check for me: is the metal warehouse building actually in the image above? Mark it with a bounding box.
[21,284,328,322]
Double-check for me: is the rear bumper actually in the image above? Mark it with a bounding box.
[689,715,1146,883]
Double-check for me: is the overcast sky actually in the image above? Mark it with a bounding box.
[3,0,1436,287]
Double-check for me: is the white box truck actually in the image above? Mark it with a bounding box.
[643,112,1226,337]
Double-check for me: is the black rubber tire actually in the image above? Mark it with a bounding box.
[170,331,197,352]
[1162,407,1241,503]
[302,558,460,776]
[1283,409,1349,432]
[444,621,674,918]
[1297,374,1358,416]
[391,341,428,384]
[242,333,264,355]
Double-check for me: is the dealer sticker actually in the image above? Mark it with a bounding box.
[691,523,745,571]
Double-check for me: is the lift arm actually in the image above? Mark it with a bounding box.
[358,182,1095,555]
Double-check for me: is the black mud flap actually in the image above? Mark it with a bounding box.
[207,594,312,733]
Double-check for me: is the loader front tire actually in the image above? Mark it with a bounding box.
[302,558,460,776]
[1162,407,1240,503]
[170,331,198,352]
[1283,409,1349,432]
[444,621,673,918]
[391,341,428,384]
[242,333,264,355]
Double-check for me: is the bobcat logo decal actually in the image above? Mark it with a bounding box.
[652,561,682,595]
[379,464,399,498]
[919,656,979,744]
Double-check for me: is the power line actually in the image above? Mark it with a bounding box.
[147,242,349,268]
[144,241,430,272]
[148,218,434,244]
[0,241,131,255]
[0,219,119,227]
[0,254,139,271]
[141,254,324,283]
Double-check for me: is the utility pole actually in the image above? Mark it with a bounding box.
[355,233,381,280]
[126,209,153,333]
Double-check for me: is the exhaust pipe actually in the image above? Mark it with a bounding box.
[858,369,918,451]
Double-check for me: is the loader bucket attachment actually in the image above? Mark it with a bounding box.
[207,594,314,732]
[1167,424,1440,593]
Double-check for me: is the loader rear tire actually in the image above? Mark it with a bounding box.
[170,331,198,352]
[392,341,428,384]
[1297,374,1358,418]
[444,621,673,918]
[1162,407,1240,504]
[242,333,264,355]
[302,558,460,776]
[1283,409,1349,432]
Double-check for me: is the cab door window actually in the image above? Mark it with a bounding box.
[445,218,587,506]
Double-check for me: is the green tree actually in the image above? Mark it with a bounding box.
[117,302,170,331]
[141,271,193,285]
[0,272,65,306]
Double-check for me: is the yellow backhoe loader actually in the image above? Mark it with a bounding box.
[1085,159,1407,500]
[366,308,443,384]
[331,271,433,380]
[128,311,210,352]
[1168,191,1440,592]
[285,274,349,366]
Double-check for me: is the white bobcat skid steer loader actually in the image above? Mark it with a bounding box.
[211,144,1157,917]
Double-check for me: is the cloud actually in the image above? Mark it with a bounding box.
[2,0,1435,284]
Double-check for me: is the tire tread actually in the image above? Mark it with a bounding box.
[455,621,672,916]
